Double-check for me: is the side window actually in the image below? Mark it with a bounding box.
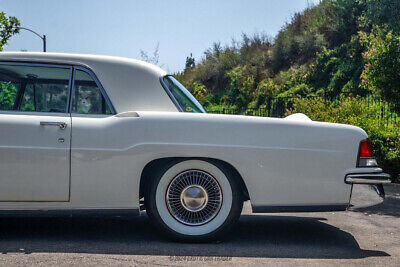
[72,69,111,115]
[0,64,70,112]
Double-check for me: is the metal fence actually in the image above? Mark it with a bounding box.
[207,97,297,117]
[207,95,399,126]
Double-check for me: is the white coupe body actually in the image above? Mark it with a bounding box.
[0,52,391,241]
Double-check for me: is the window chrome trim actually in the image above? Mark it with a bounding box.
[159,75,206,113]
[159,76,183,112]
[0,61,72,69]
[0,110,70,116]
[0,60,116,115]
[0,61,72,114]
[69,68,76,114]
[66,66,75,114]
[70,66,116,115]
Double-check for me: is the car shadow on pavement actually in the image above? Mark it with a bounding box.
[350,184,400,218]
[0,214,389,259]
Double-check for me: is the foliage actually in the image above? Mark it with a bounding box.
[185,53,195,71]
[220,65,253,109]
[358,0,400,33]
[0,11,20,51]
[140,42,163,67]
[252,78,276,108]
[270,0,364,72]
[271,13,326,72]
[0,82,17,110]
[360,29,400,114]
[309,35,366,97]
[191,82,207,104]
[174,0,382,108]
[286,97,400,176]
[175,33,271,96]
[273,65,313,98]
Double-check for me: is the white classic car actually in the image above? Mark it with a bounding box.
[0,52,391,241]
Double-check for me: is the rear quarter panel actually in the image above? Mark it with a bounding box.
[70,112,366,209]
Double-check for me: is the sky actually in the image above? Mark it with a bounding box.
[1,0,319,73]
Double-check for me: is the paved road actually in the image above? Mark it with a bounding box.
[0,184,398,266]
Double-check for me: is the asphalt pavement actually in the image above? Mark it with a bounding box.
[0,184,398,266]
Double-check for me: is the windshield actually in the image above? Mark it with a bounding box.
[162,76,206,113]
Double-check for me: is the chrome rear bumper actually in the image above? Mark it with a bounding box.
[345,173,392,185]
[345,170,391,200]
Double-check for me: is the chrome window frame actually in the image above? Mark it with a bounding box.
[159,75,206,113]
[159,76,183,112]
[69,66,116,115]
[0,61,116,115]
[0,61,72,114]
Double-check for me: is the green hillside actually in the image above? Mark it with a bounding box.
[175,0,400,180]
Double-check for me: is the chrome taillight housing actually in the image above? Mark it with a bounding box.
[357,140,378,167]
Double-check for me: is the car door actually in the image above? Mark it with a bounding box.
[68,67,126,206]
[0,62,72,201]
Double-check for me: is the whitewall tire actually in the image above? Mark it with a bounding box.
[145,159,243,242]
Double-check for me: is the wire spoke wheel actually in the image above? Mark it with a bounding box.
[166,170,222,226]
[150,160,241,241]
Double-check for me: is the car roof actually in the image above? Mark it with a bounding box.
[0,52,177,113]
[0,52,167,76]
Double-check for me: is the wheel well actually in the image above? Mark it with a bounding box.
[139,157,250,202]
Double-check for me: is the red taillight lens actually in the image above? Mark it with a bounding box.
[358,140,378,167]
[360,140,374,158]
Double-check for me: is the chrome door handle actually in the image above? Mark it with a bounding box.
[40,121,67,130]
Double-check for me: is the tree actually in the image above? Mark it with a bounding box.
[361,29,400,114]
[0,12,20,51]
[140,42,164,67]
[0,12,20,110]
[184,53,195,71]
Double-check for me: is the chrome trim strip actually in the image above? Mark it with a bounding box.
[66,67,75,114]
[0,58,93,71]
[345,167,383,174]
[252,204,348,213]
[345,173,392,184]
[346,178,392,184]
[0,208,139,217]
[0,61,72,69]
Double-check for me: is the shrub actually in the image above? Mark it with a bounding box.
[251,78,276,108]
[223,66,254,109]
[0,82,17,110]
[359,0,400,34]
[191,82,207,104]
[360,29,400,114]
[309,36,366,97]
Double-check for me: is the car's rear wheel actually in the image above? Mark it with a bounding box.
[145,159,243,242]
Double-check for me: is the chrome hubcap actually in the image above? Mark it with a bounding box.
[180,185,208,212]
[166,170,222,226]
